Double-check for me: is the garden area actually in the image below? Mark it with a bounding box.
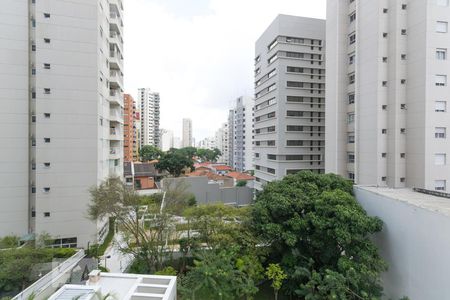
[88,171,408,300]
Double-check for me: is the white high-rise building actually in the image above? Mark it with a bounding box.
[326,0,450,191]
[197,137,216,150]
[0,0,124,247]
[215,123,229,164]
[161,129,174,151]
[254,15,326,190]
[182,118,193,147]
[173,137,182,149]
[231,96,254,172]
[138,88,160,148]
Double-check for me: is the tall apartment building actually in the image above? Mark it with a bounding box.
[215,123,230,164]
[182,118,193,147]
[326,0,450,191]
[231,96,255,172]
[160,129,174,151]
[138,88,160,148]
[198,137,216,150]
[254,15,326,190]
[227,109,235,165]
[124,94,136,162]
[0,0,124,247]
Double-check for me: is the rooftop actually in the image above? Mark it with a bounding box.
[48,271,176,300]
[355,186,450,217]
[227,171,255,181]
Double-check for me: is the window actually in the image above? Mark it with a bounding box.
[44,88,51,94]
[347,113,355,123]
[267,168,275,174]
[383,32,388,38]
[347,152,355,163]
[268,69,276,78]
[435,127,446,138]
[401,54,407,60]
[435,153,446,165]
[382,57,388,63]
[381,176,387,182]
[348,172,355,180]
[267,154,276,160]
[437,48,447,60]
[287,140,304,146]
[400,177,406,183]
[436,21,448,33]
[287,81,303,88]
[349,73,355,84]
[382,105,387,110]
[31,115,36,122]
[255,55,261,63]
[255,153,260,158]
[401,79,406,84]
[348,133,355,144]
[44,113,51,118]
[44,212,51,217]
[268,54,278,64]
[382,129,387,134]
[436,75,447,86]
[349,53,355,64]
[349,12,356,23]
[44,162,51,168]
[401,103,406,109]
[435,180,446,191]
[44,13,50,18]
[349,33,356,44]
[44,63,51,69]
[44,38,51,43]
[400,128,406,134]
[43,187,51,193]
[437,0,449,6]
[401,29,407,35]
[383,8,388,13]
[382,153,387,158]
[44,137,51,143]
[401,153,406,158]
[402,4,407,9]
[382,81,388,87]
[435,101,447,112]
[348,93,355,104]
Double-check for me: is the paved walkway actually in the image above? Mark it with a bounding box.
[102,233,134,273]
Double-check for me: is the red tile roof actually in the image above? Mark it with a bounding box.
[188,169,232,181]
[213,165,233,171]
[227,172,255,181]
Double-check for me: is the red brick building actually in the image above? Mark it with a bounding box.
[124,94,135,162]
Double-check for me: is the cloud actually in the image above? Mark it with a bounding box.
[124,0,326,141]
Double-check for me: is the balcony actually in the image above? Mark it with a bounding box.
[110,0,124,11]
[110,147,121,159]
[109,69,123,89]
[109,50,123,71]
[109,12,123,36]
[109,90,123,106]
[110,108,123,124]
[109,31,123,53]
[110,127,122,140]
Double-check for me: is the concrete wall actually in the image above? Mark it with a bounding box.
[162,177,253,206]
[355,186,450,300]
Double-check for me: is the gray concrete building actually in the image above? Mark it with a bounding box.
[182,118,193,147]
[215,122,229,164]
[231,96,254,172]
[138,88,160,148]
[0,0,124,248]
[326,0,450,191]
[253,15,326,190]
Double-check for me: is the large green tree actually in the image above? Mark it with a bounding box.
[139,145,163,162]
[251,171,386,299]
[156,149,194,177]
[196,148,222,163]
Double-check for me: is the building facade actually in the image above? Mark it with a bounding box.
[0,0,124,247]
[160,129,174,151]
[215,123,230,164]
[197,137,216,150]
[231,96,254,172]
[124,94,135,162]
[253,15,326,190]
[138,88,160,148]
[182,118,193,147]
[326,0,450,191]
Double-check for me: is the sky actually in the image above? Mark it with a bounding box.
[124,0,326,142]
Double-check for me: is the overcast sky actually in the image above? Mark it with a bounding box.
[124,0,326,142]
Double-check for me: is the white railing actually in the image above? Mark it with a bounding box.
[13,249,85,300]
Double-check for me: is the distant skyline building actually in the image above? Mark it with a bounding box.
[326,0,450,191]
[124,94,136,162]
[0,0,125,247]
[231,96,254,172]
[254,15,326,190]
[138,88,160,148]
[161,129,174,151]
[173,136,182,149]
[182,118,193,147]
[198,137,216,150]
[215,123,230,164]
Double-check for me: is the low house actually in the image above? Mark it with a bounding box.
[188,169,234,188]
[226,171,255,187]
[124,161,158,190]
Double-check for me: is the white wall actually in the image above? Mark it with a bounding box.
[355,186,450,300]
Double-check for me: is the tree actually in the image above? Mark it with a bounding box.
[139,145,163,162]
[156,149,194,177]
[196,148,222,163]
[251,171,387,299]
[236,180,247,187]
[180,247,262,300]
[266,264,287,300]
